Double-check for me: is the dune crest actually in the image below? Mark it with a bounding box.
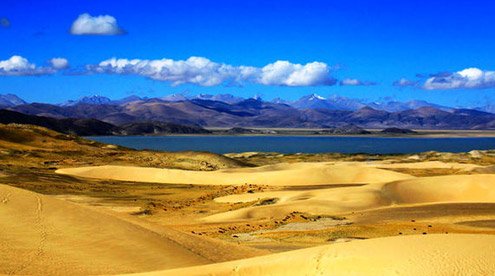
[56,162,413,186]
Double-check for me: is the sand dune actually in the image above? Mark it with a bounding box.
[384,174,495,204]
[0,184,238,275]
[204,184,388,222]
[134,234,495,276]
[56,162,495,223]
[205,174,495,222]
[56,162,413,186]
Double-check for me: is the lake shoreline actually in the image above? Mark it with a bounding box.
[84,129,495,138]
[86,135,495,154]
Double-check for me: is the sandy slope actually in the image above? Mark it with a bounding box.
[384,174,495,204]
[204,184,388,222]
[204,174,495,222]
[0,184,229,275]
[56,162,495,223]
[133,234,495,276]
[56,162,413,186]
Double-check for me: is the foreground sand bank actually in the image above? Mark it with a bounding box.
[0,184,266,275]
[133,234,495,275]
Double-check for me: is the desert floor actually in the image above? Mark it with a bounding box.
[1,125,495,275]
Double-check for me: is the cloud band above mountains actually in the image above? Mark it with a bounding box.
[9,54,492,91]
[86,57,337,87]
[0,56,68,76]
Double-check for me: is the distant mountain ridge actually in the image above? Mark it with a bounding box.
[2,93,490,113]
[51,93,457,113]
[0,94,27,108]
[7,97,495,130]
[3,93,495,129]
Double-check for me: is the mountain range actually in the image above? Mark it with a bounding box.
[17,93,489,113]
[2,93,495,129]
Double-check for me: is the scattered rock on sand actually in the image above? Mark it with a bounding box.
[407,155,421,161]
[469,150,483,158]
[103,144,118,149]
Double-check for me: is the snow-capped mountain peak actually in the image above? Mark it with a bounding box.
[309,93,326,100]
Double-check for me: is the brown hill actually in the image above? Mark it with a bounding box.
[0,124,246,171]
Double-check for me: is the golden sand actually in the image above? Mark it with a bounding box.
[134,234,495,276]
[4,160,494,275]
[56,162,413,186]
[0,184,209,275]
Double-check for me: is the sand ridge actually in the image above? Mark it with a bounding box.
[383,174,495,204]
[203,174,495,222]
[203,183,388,222]
[56,162,414,186]
[131,234,495,276]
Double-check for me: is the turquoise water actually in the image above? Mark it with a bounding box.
[87,136,495,154]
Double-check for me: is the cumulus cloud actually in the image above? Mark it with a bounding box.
[0,55,68,76]
[258,61,335,86]
[393,78,418,87]
[340,78,377,86]
[70,13,125,35]
[50,58,69,69]
[423,68,495,90]
[89,57,253,86]
[87,57,337,87]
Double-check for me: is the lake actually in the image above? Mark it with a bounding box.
[86,136,495,154]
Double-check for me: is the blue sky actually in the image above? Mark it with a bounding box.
[1,0,495,107]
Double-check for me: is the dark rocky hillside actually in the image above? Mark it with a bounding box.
[381,128,417,134]
[0,110,210,136]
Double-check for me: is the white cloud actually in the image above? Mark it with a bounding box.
[424,68,495,90]
[340,78,377,86]
[50,58,69,69]
[0,55,68,76]
[91,56,252,86]
[70,13,124,35]
[88,57,336,87]
[0,56,35,74]
[259,61,335,86]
